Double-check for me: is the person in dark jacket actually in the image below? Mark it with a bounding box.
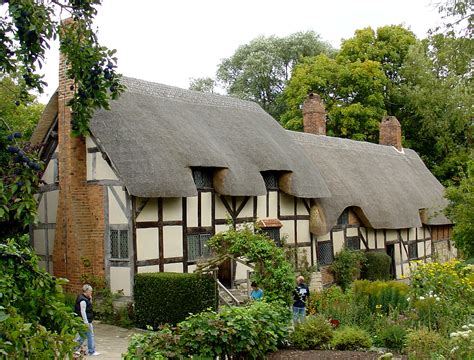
[74,284,100,356]
[292,276,310,324]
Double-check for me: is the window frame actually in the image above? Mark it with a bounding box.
[192,168,213,190]
[317,240,334,266]
[187,232,212,262]
[408,241,418,260]
[261,171,279,191]
[261,227,281,246]
[109,228,129,260]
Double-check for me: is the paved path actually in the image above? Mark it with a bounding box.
[89,322,141,359]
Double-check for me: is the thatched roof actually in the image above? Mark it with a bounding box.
[89,77,330,198]
[289,132,451,233]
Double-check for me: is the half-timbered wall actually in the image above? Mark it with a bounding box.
[33,146,59,272]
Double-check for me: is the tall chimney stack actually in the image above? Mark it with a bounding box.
[302,93,326,135]
[379,116,402,151]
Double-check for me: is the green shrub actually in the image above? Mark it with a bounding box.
[290,314,334,350]
[124,301,291,359]
[331,326,372,350]
[352,280,409,314]
[307,285,347,315]
[330,249,366,291]
[379,324,407,352]
[448,323,474,359]
[405,328,448,359]
[134,272,217,328]
[361,251,391,281]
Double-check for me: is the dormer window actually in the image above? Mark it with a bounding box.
[261,171,279,191]
[192,168,213,189]
[337,209,349,226]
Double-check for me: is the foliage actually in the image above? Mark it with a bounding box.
[307,285,347,316]
[124,301,291,360]
[352,280,410,314]
[134,272,217,328]
[189,77,216,93]
[289,314,334,350]
[378,324,407,352]
[0,238,83,358]
[405,328,448,360]
[445,159,474,258]
[284,245,316,284]
[216,31,333,119]
[448,323,474,359]
[361,251,392,281]
[330,249,366,291]
[1,0,124,137]
[435,0,473,36]
[331,326,372,350]
[206,226,295,304]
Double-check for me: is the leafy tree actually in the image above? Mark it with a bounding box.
[434,0,473,36]
[216,31,333,119]
[189,77,216,93]
[445,158,474,258]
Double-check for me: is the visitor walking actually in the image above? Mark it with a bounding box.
[74,284,100,356]
[292,276,310,324]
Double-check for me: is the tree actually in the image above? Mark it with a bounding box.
[281,26,416,141]
[445,158,474,258]
[216,31,333,119]
[434,0,473,36]
[189,77,216,93]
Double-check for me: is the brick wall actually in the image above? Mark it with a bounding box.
[53,28,105,293]
[302,93,326,136]
[379,116,402,151]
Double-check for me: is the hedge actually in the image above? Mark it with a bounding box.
[361,251,392,281]
[134,272,217,328]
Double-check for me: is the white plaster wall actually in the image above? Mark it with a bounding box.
[256,195,266,218]
[137,265,160,273]
[409,228,417,241]
[425,239,432,256]
[38,196,46,223]
[187,196,198,227]
[48,229,55,255]
[201,192,212,227]
[42,158,55,184]
[163,198,182,221]
[279,192,294,216]
[418,242,425,258]
[163,226,183,258]
[95,155,118,180]
[86,136,95,149]
[281,220,294,244]
[268,192,278,218]
[34,229,46,255]
[376,230,384,248]
[215,196,230,220]
[316,233,330,242]
[346,227,358,237]
[296,199,307,215]
[386,230,398,242]
[297,246,312,263]
[188,264,197,273]
[108,187,128,224]
[46,190,59,223]
[366,228,376,249]
[215,224,230,234]
[333,230,344,254]
[297,220,310,243]
[110,267,131,296]
[136,228,159,261]
[235,261,253,281]
[164,263,183,273]
[238,197,253,218]
[136,199,158,222]
[402,263,411,276]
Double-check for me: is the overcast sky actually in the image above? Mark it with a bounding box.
[38,0,442,103]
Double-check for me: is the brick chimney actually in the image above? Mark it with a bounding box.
[302,93,326,135]
[379,116,402,151]
[53,19,105,292]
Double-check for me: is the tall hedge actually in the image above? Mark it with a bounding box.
[134,272,217,328]
[361,251,392,281]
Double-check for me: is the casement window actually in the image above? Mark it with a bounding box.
[261,171,279,191]
[192,168,213,189]
[110,229,129,259]
[187,233,212,261]
[346,236,360,250]
[337,209,349,226]
[318,241,334,266]
[262,227,281,246]
[408,242,418,260]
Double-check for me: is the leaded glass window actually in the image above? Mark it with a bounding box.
[318,241,334,266]
[261,171,279,190]
[192,168,213,189]
[262,228,281,246]
[408,242,418,260]
[346,236,360,250]
[110,229,129,259]
[187,233,212,261]
[337,209,349,225]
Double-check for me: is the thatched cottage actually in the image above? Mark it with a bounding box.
[30,57,454,296]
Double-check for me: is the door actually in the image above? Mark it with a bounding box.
[386,244,396,279]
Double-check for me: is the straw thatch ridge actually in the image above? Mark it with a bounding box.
[288,131,450,234]
[90,77,330,198]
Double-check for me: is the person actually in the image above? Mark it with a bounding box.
[250,281,263,301]
[74,284,100,356]
[292,276,310,324]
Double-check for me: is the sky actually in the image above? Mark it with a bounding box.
[38,0,443,103]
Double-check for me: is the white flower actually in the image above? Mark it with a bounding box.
[469,324,474,328]
[436,297,440,301]
[461,333,469,338]
[406,297,410,302]
[462,325,469,330]
[450,332,458,338]
[419,296,425,300]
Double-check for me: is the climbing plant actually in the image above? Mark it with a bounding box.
[197,225,295,305]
